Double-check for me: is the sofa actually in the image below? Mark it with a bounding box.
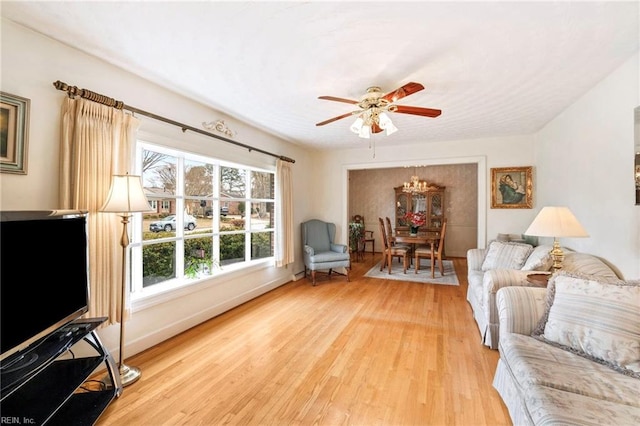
[492,274,640,425]
[466,239,619,349]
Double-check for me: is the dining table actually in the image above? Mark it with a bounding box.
[392,230,440,278]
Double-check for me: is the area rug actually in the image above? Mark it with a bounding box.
[364,260,459,285]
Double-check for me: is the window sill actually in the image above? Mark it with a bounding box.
[131,258,274,313]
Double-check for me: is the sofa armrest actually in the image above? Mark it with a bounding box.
[467,248,487,272]
[496,286,547,336]
[304,245,315,255]
[482,269,541,326]
[483,269,533,294]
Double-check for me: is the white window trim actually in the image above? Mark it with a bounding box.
[130,141,276,307]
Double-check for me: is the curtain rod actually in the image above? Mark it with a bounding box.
[52,80,295,164]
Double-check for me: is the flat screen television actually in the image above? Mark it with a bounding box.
[0,210,90,363]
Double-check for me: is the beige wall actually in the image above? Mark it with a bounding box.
[348,164,477,257]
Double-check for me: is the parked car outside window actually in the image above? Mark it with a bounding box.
[149,214,197,232]
[205,207,229,217]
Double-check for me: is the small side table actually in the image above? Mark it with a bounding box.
[527,273,551,287]
[351,248,363,263]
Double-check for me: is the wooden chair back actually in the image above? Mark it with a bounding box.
[378,217,390,250]
[353,215,375,239]
[379,217,409,274]
[414,219,447,276]
[385,217,393,237]
[436,219,447,256]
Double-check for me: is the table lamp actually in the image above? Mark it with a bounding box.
[100,174,152,386]
[524,206,589,271]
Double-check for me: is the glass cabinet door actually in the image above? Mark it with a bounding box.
[429,193,443,228]
[396,193,409,227]
[413,194,426,213]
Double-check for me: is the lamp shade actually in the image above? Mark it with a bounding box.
[100,174,152,213]
[524,206,589,238]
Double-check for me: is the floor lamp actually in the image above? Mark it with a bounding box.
[100,174,152,386]
[524,206,589,271]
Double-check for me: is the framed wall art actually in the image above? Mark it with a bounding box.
[1,92,30,174]
[491,166,533,209]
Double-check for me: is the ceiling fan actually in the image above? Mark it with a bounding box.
[315,82,441,138]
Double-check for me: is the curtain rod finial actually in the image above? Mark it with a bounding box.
[279,156,295,164]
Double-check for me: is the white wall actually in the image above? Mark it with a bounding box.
[535,53,640,279]
[0,20,313,359]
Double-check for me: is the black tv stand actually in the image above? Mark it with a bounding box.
[1,351,39,373]
[0,317,122,425]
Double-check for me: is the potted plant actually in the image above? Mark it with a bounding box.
[349,222,365,254]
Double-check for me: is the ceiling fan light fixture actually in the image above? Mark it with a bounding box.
[378,112,398,136]
[316,82,440,140]
[359,124,371,139]
[350,117,364,134]
[384,121,398,136]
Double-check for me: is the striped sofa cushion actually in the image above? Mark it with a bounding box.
[481,241,533,271]
[562,252,618,277]
[533,272,640,377]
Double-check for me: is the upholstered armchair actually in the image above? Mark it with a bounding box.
[301,219,351,286]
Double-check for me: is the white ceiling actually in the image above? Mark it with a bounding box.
[2,1,638,150]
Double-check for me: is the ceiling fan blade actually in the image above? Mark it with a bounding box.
[393,105,442,118]
[382,82,425,103]
[316,112,356,126]
[318,96,359,105]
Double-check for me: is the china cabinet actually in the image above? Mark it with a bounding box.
[394,185,445,232]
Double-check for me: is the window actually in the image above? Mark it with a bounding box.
[131,143,275,299]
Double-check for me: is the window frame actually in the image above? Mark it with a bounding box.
[130,141,276,307]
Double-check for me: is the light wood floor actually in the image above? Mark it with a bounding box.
[96,254,512,426]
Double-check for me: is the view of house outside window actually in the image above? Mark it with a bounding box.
[131,142,275,298]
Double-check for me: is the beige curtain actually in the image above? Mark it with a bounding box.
[275,159,294,267]
[59,97,139,324]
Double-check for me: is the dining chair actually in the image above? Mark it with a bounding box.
[414,218,447,276]
[379,217,409,274]
[352,214,375,257]
[385,216,411,253]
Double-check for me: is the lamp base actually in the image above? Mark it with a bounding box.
[550,239,565,272]
[119,363,141,387]
[102,362,141,389]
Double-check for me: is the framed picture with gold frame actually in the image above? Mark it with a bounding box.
[1,91,30,174]
[491,166,533,209]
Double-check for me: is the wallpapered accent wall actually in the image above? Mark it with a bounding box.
[348,164,478,257]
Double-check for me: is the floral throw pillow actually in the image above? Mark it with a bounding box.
[532,271,640,377]
[521,244,554,271]
[481,241,533,271]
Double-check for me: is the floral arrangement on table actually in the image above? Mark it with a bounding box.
[404,211,426,227]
